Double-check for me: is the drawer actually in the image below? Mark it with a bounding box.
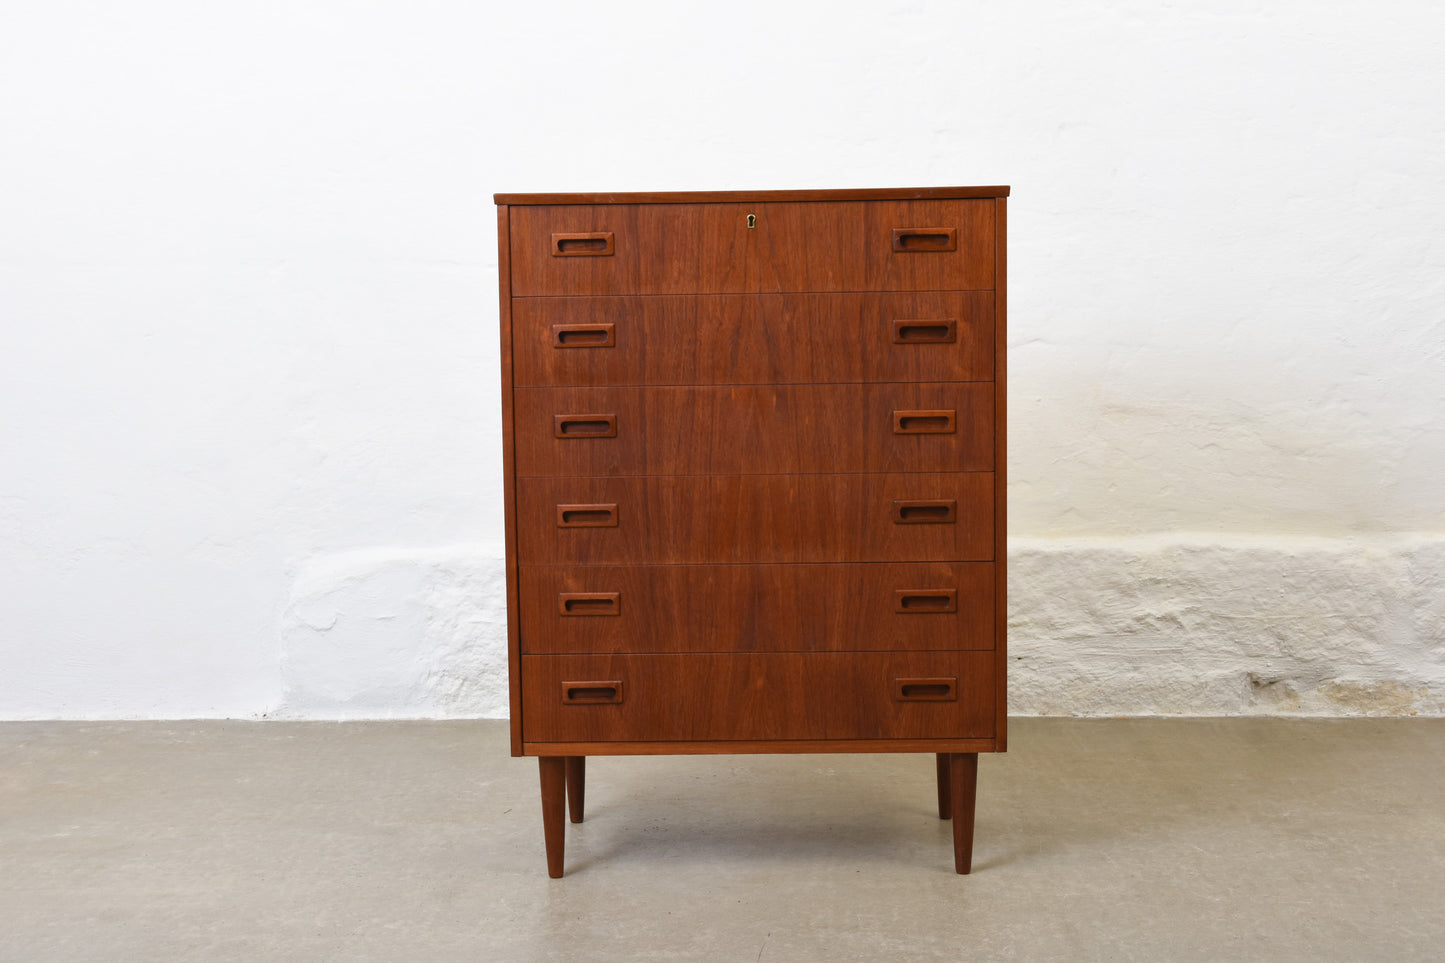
[516,473,993,564]
[511,292,996,387]
[520,652,996,742]
[518,562,995,654]
[514,383,993,476]
[509,200,995,296]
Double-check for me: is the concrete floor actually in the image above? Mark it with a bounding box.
[1,719,1441,961]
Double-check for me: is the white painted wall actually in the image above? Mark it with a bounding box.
[2,1,1441,718]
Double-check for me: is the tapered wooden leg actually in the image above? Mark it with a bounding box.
[565,756,586,824]
[539,757,566,878]
[936,753,951,819]
[948,752,978,874]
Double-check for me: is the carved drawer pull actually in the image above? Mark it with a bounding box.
[893,409,956,434]
[561,681,624,704]
[551,323,616,348]
[558,592,621,617]
[554,413,618,438]
[892,319,957,344]
[556,504,618,527]
[894,589,958,613]
[894,677,958,701]
[892,499,957,524]
[892,227,957,252]
[552,232,614,256]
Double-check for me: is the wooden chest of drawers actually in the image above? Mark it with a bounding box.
[494,186,1008,875]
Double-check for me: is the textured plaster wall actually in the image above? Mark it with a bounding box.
[2,2,1442,718]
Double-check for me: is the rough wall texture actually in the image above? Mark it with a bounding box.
[1010,537,1444,717]
[280,545,509,718]
[276,537,1444,719]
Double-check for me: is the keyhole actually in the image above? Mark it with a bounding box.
[746,213,756,229]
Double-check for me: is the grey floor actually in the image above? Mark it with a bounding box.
[1,719,1441,961]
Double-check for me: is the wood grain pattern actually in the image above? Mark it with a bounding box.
[517,562,996,654]
[514,383,993,476]
[509,200,995,296]
[495,186,1010,205]
[516,473,994,564]
[521,652,995,743]
[512,292,995,387]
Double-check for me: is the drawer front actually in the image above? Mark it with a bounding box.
[517,473,994,564]
[519,562,995,654]
[512,292,996,387]
[514,383,993,477]
[521,652,996,742]
[509,200,996,296]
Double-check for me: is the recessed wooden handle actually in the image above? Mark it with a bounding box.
[561,681,623,704]
[892,499,957,524]
[552,232,615,256]
[893,409,956,434]
[554,413,617,438]
[895,589,958,613]
[551,323,616,348]
[892,319,957,344]
[556,503,618,527]
[895,678,957,701]
[892,228,957,252]
[558,592,620,616]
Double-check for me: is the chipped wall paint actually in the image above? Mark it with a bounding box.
[280,545,510,718]
[1009,536,1444,717]
[1,2,1442,717]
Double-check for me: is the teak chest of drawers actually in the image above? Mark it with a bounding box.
[494,186,1008,876]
